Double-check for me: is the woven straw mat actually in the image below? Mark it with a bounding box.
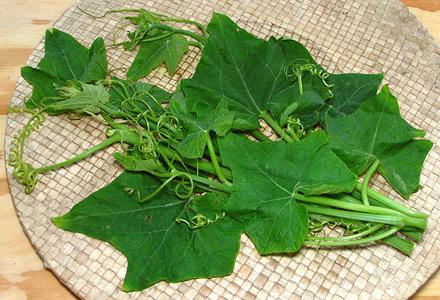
[5,0,440,299]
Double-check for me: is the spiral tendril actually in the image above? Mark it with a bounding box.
[284,63,334,98]
[176,212,226,229]
[8,110,46,193]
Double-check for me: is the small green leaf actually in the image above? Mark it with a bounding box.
[127,35,189,80]
[171,96,234,159]
[46,82,109,114]
[53,171,243,291]
[219,131,357,254]
[325,85,433,198]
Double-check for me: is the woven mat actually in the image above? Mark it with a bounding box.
[5,0,440,299]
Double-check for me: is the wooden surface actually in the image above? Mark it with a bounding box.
[0,1,438,299]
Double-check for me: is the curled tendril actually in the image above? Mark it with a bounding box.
[8,110,46,193]
[176,212,226,229]
[286,117,305,138]
[156,112,180,140]
[284,63,334,98]
[138,171,194,204]
[8,105,34,114]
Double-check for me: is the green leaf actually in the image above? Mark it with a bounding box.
[127,35,189,80]
[53,171,243,291]
[171,96,234,159]
[327,73,383,116]
[113,152,160,172]
[22,29,107,109]
[325,85,433,198]
[46,82,109,114]
[107,78,172,116]
[218,131,356,254]
[182,13,295,130]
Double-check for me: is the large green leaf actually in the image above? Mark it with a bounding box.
[182,13,295,130]
[170,95,234,159]
[218,131,356,254]
[325,85,432,198]
[22,29,107,109]
[127,35,189,80]
[53,171,243,291]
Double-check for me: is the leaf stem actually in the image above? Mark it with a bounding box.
[149,24,206,45]
[301,203,426,229]
[304,226,401,247]
[35,133,133,173]
[249,129,271,142]
[206,134,231,185]
[306,223,383,242]
[361,159,380,205]
[159,17,208,37]
[260,110,298,142]
[158,144,233,179]
[354,182,427,219]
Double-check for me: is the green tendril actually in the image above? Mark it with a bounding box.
[286,117,305,139]
[284,63,334,98]
[8,110,46,193]
[138,171,194,203]
[176,212,225,229]
[8,105,35,114]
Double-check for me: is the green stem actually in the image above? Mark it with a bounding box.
[354,182,427,219]
[361,159,380,205]
[158,144,233,179]
[36,133,123,173]
[298,73,303,96]
[306,223,383,242]
[206,134,231,185]
[260,111,298,142]
[149,24,206,44]
[189,174,233,193]
[160,17,208,37]
[302,204,426,229]
[382,235,414,256]
[249,129,271,142]
[296,194,409,218]
[304,226,401,247]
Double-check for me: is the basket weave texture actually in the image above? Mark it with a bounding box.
[5,0,440,299]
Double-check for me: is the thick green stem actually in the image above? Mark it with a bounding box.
[249,129,271,142]
[36,132,137,173]
[302,204,426,229]
[260,111,298,142]
[158,144,233,179]
[189,174,233,193]
[150,24,206,44]
[296,194,405,217]
[304,226,401,247]
[361,159,380,205]
[354,182,427,219]
[206,134,231,185]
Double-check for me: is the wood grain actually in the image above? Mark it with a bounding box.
[0,1,438,299]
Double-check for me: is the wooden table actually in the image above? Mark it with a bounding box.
[0,1,439,299]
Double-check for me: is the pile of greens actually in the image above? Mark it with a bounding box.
[8,9,432,292]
